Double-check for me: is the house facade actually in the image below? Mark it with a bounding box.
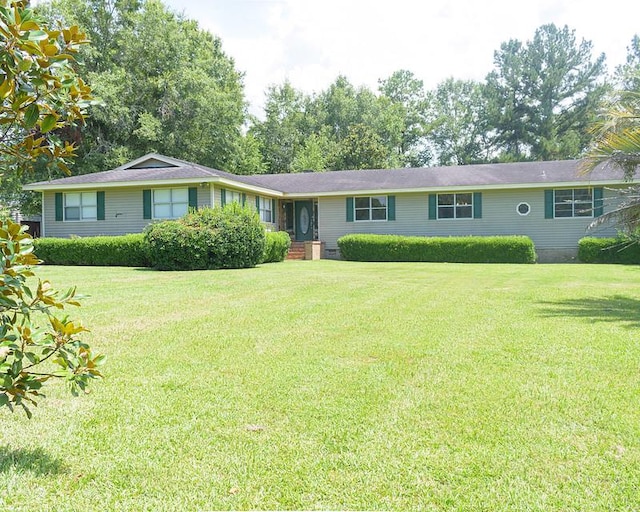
[24,154,636,261]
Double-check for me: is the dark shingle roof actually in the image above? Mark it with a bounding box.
[245,160,630,194]
[25,156,634,194]
[25,160,242,187]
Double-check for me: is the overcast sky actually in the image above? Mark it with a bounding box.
[164,0,638,117]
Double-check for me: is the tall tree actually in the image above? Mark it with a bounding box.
[291,130,337,172]
[251,76,407,173]
[485,24,607,161]
[41,0,247,174]
[616,35,640,90]
[378,69,431,166]
[336,123,390,170]
[249,81,309,173]
[316,75,360,141]
[427,78,492,166]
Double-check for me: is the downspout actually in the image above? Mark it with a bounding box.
[40,191,45,238]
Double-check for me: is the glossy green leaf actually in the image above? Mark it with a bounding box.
[39,114,57,133]
[25,30,48,41]
[23,103,39,128]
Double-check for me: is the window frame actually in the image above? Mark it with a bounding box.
[353,195,388,222]
[226,190,242,204]
[152,187,189,220]
[553,188,594,219]
[436,193,474,220]
[63,191,97,222]
[258,196,273,223]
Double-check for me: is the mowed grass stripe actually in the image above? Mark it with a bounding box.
[0,261,638,511]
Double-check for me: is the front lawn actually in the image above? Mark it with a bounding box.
[1,261,639,510]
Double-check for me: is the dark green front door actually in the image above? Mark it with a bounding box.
[294,201,313,241]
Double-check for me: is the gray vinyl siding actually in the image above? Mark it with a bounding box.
[318,188,620,252]
[43,185,212,238]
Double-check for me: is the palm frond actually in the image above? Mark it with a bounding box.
[588,186,640,234]
[581,87,640,178]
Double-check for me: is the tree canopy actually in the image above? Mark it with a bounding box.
[40,0,247,173]
[0,0,95,213]
[485,24,607,162]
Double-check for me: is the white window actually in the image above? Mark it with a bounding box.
[227,190,242,204]
[64,192,97,221]
[437,193,473,219]
[355,196,387,221]
[258,196,273,223]
[153,188,188,219]
[554,188,593,218]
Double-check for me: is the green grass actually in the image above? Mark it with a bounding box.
[1,260,639,511]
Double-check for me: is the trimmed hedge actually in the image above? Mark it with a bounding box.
[337,234,536,263]
[33,234,150,266]
[262,231,291,263]
[578,237,640,264]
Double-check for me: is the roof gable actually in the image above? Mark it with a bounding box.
[117,153,183,170]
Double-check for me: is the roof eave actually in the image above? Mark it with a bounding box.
[280,178,639,197]
[24,176,284,197]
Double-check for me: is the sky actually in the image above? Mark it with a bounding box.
[162,0,639,118]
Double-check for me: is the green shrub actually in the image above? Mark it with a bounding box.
[262,231,291,263]
[34,234,150,267]
[144,221,212,271]
[337,234,536,263]
[146,204,266,270]
[578,237,640,264]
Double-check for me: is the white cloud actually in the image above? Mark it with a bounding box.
[166,0,640,117]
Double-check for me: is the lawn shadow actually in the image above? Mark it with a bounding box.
[0,446,66,475]
[538,295,640,328]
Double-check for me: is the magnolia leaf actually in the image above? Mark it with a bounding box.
[0,79,13,100]
[18,57,32,72]
[25,30,48,41]
[20,20,39,31]
[23,103,39,129]
[40,114,57,133]
[42,44,58,57]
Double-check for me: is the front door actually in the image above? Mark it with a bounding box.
[294,201,313,241]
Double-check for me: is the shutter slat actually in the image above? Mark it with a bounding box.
[473,192,482,219]
[428,194,436,220]
[544,190,554,219]
[594,187,604,217]
[346,197,354,222]
[143,189,152,219]
[387,195,396,221]
[97,191,105,220]
[55,193,63,221]
[220,188,226,207]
